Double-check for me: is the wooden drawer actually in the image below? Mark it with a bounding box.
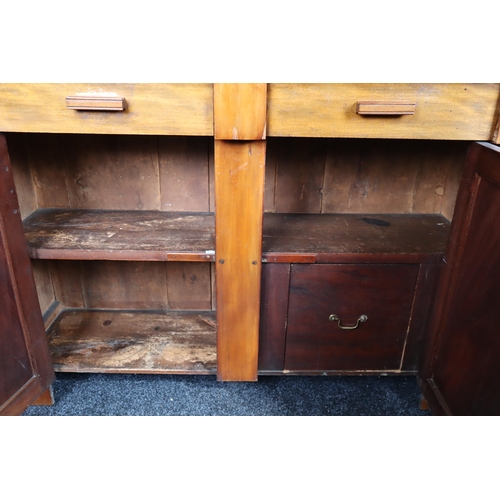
[284,264,419,371]
[267,83,500,140]
[0,84,213,136]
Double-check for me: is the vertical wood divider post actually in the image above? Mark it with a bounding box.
[214,84,267,381]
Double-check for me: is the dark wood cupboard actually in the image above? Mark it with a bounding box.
[1,84,499,415]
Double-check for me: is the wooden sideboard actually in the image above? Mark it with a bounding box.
[1,83,500,415]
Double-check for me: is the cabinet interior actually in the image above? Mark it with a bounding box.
[6,133,470,375]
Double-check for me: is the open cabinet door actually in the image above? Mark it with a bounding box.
[419,142,500,415]
[0,134,54,416]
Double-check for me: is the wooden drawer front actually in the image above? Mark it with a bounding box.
[267,84,500,140]
[284,264,419,371]
[0,84,213,135]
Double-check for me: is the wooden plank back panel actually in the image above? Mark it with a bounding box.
[166,262,212,310]
[267,84,500,139]
[269,138,467,217]
[64,135,161,210]
[273,138,326,213]
[158,136,211,212]
[215,140,266,381]
[81,261,169,310]
[5,134,37,218]
[0,84,214,136]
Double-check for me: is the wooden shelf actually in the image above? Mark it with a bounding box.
[23,209,215,262]
[47,309,217,374]
[262,213,451,263]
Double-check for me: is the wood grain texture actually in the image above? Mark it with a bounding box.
[0,134,54,415]
[50,261,85,308]
[323,139,420,214]
[214,84,267,140]
[158,136,211,212]
[23,209,215,261]
[268,84,500,139]
[284,264,419,371]
[31,260,55,315]
[215,140,266,381]
[270,138,467,217]
[274,138,326,213]
[81,261,169,310]
[5,134,37,219]
[65,135,160,211]
[47,309,217,374]
[0,84,213,135]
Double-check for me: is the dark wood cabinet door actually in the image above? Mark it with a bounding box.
[0,134,54,416]
[420,142,500,415]
[285,264,419,371]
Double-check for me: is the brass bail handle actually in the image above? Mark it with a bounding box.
[329,314,368,330]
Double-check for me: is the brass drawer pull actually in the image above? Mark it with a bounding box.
[329,314,368,330]
[356,101,416,116]
[66,95,127,111]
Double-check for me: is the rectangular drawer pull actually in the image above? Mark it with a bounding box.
[356,101,416,116]
[66,95,127,111]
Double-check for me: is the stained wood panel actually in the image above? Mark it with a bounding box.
[284,264,419,371]
[31,260,55,315]
[48,309,217,374]
[5,134,37,219]
[81,261,169,310]
[64,135,160,211]
[50,261,85,308]
[158,136,211,212]
[258,264,290,372]
[267,84,500,139]
[274,138,326,213]
[166,262,212,310]
[271,138,467,218]
[323,140,420,214]
[215,140,266,381]
[214,84,267,140]
[23,209,215,261]
[0,84,214,136]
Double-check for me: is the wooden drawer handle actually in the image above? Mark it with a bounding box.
[66,95,127,111]
[329,314,368,330]
[356,101,416,116]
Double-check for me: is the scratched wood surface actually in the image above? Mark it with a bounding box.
[267,84,500,139]
[262,213,450,263]
[47,309,217,374]
[215,141,266,381]
[0,84,214,135]
[23,209,215,261]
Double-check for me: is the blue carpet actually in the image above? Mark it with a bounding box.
[23,373,430,416]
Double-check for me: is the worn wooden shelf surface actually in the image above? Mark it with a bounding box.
[262,213,451,263]
[23,209,215,261]
[47,309,217,374]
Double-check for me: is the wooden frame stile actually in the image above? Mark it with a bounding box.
[214,84,267,381]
